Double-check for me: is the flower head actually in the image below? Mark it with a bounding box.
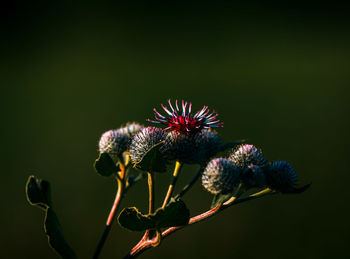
[148,99,223,135]
[202,158,242,194]
[194,130,222,162]
[242,164,266,188]
[129,127,166,164]
[119,122,143,136]
[229,144,267,169]
[161,129,222,164]
[99,129,129,161]
[264,161,297,193]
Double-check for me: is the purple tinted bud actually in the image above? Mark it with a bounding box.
[99,129,130,160]
[119,122,143,136]
[129,127,166,164]
[161,129,222,164]
[202,158,242,195]
[194,130,222,162]
[265,161,297,193]
[242,164,266,188]
[229,144,267,169]
[161,131,197,163]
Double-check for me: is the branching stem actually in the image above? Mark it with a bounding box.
[124,188,274,259]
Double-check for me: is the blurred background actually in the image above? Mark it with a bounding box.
[1,1,349,258]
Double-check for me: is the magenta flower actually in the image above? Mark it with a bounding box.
[148,99,223,134]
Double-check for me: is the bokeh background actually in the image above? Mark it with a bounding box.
[2,1,349,258]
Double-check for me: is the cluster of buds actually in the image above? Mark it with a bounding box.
[98,100,301,195]
[99,100,224,167]
[202,144,299,195]
[94,99,309,258]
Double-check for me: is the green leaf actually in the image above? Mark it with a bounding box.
[25,176,77,259]
[153,198,190,228]
[118,199,190,231]
[211,193,234,209]
[117,207,153,231]
[287,183,312,194]
[134,142,167,173]
[94,153,120,177]
[45,208,77,259]
[26,175,52,209]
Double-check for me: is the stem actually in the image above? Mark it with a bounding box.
[162,161,183,208]
[234,188,274,205]
[131,172,156,254]
[147,172,156,239]
[125,188,274,258]
[93,226,111,259]
[174,166,203,200]
[151,231,162,247]
[106,174,124,226]
[93,164,126,259]
[125,203,224,259]
[118,163,126,182]
[147,172,154,214]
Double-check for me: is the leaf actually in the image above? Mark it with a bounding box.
[134,142,167,173]
[211,193,234,209]
[45,208,77,259]
[153,198,190,228]
[286,183,312,194]
[94,153,120,177]
[25,176,77,259]
[26,175,52,209]
[118,199,190,231]
[117,207,154,231]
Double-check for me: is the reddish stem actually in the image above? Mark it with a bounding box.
[106,164,125,226]
[125,203,223,258]
[106,179,123,226]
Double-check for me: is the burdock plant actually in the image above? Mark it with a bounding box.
[25,100,310,259]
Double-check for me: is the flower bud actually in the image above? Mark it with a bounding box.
[265,161,297,193]
[119,122,143,136]
[129,127,166,164]
[242,164,266,188]
[99,129,130,161]
[202,158,242,195]
[161,131,199,164]
[229,144,267,169]
[161,129,222,164]
[194,130,222,162]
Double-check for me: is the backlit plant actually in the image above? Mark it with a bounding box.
[25,99,310,258]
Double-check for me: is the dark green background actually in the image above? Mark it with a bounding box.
[2,2,349,258]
